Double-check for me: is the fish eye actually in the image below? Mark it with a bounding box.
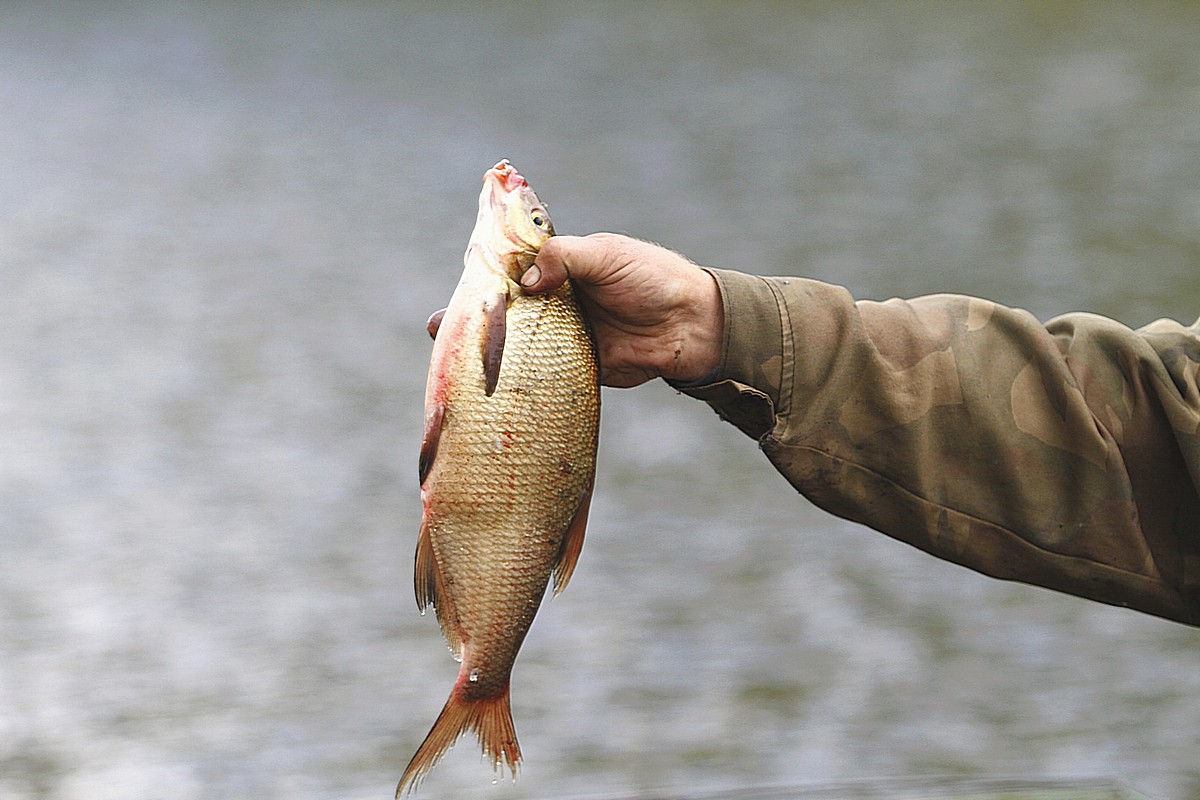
[530,209,550,230]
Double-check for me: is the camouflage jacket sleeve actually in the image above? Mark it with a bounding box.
[676,268,1200,626]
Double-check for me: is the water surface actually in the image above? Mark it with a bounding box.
[1,3,1197,799]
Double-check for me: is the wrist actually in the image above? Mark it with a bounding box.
[664,268,724,383]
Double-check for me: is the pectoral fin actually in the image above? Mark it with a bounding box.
[481,292,508,397]
[552,482,593,596]
[426,308,446,340]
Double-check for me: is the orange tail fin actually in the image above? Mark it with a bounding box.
[396,683,520,796]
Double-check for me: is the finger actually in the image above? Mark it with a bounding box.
[523,235,580,293]
[527,233,634,293]
[426,308,446,340]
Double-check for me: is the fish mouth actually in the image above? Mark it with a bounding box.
[475,160,542,271]
[483,159,527,211]
[486,159,527,193]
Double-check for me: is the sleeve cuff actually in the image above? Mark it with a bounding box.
[666,268,790,441]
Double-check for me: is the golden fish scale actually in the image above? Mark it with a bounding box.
[427,283,598,694]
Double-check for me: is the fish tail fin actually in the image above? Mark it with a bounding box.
[396,682,520,796]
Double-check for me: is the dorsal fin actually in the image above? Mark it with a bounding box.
[552,482,593,596]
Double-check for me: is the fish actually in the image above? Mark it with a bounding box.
[397,160,600,795]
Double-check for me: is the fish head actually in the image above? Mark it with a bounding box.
[473,159,554,278]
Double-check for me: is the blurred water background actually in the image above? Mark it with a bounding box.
[2,2,1198,799]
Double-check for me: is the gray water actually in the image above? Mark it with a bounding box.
[2,3,1198,799]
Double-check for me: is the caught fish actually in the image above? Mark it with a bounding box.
[397,160,600,795]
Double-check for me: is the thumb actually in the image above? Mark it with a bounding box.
[522,235,582,294]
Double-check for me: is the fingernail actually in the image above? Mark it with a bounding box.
[520,265,541,287]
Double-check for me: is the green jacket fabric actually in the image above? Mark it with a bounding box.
[678,268,1200,626]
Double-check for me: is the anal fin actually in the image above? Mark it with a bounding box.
[414,514,462,658]
[414,515,437,613]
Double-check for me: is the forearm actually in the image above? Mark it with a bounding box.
[678,269,1200,626]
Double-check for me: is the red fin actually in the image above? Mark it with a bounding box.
[481,293,507,397]
[552,483,593,596]
[396,681,520,797]
[414,514,462,658]
[418,402,445,485]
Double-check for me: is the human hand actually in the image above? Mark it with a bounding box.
[522,234,723,387]
[426,234,723,387]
